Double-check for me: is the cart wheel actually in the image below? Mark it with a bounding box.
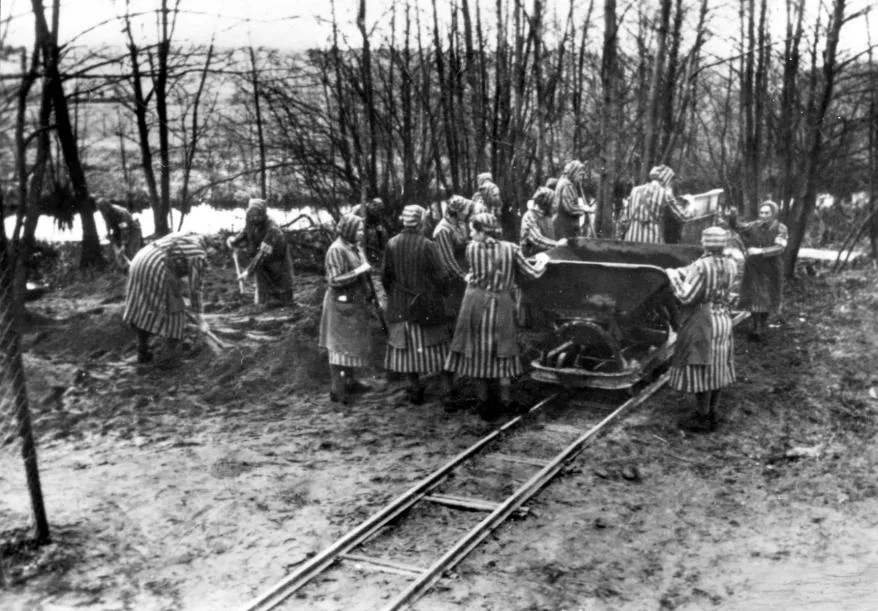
[559,320,625,372]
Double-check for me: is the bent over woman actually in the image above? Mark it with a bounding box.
[445,213,547,418]
[319,214,374,404]
[665,226,738,433]
[123,231,209,363]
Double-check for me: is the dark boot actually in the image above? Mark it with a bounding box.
[680,392,713,433]
[476,380,499,420]
[498,379,522,414]
[708,390,722,430]
[136,328,153,363]
[345,368,372,394]
[406,373,425,405]
[329,365,348,404]
[442,371,464,411]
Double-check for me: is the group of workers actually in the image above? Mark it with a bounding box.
[114,161,789,430]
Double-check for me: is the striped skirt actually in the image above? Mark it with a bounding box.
[623,220,663,244]
[328,351,369,368]
[669,311,735,393]
[444,297,522,380]
[123,244,186,339]
[385,322,448,374]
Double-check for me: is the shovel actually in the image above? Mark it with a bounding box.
[231,249,246,294]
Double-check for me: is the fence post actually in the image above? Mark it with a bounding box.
[1,219,50,545]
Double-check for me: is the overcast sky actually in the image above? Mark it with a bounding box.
[0,0,873,55]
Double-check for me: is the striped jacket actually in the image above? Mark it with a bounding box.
[668,253,737,393]
[623,180,688,243]
[122,232,206,339]
[466,238,544,293]
[432,217,468,278]
[519,208,558,257]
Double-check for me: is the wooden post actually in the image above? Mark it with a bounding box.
[0,200,50,545]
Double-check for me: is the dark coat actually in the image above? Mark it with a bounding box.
[381,229,450,328]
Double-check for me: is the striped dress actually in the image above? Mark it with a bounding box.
[445,239,546,379]
[319,238,372,368]
[667,253,738,393]
[123,232,206,339]
[519,207,558,257]
[432,218,468,278]
[382,230,450,374]
[552,176,583,239]
[623,180,688,243]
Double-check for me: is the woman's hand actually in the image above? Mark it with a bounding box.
[354,261,372,275]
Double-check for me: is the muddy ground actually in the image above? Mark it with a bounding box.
[2,244,878,610]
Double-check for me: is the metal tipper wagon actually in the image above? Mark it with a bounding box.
[522,238,704,390]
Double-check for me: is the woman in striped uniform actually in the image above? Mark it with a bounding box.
[123,231,209,364]
[552,160,590,239]
[319,214,374,404]
[665,226,738,433]
[622,164,689,243]
[730,200,788,340]
[433,195,472,318]
[519,186,566,327]
[382,205,452,404]
[521,186,565,257]
[445,213,548,418]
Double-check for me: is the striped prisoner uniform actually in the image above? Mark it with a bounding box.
[320,237,371,367]
[667,253,738,393]
[123,232,206,339]
[445,239,545,379]
[382,229,451,373]
[623,181,688,243]
[432,218,468,278]
[519,207,558,257]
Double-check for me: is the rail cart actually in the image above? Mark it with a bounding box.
[522,238,705,390]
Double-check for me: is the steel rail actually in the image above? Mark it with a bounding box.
[382,373,670,611]
[383,310,751,610]
[241,393,559,611]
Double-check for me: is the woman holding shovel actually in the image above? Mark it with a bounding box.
[227,198,295,307]
[123,231,212,364]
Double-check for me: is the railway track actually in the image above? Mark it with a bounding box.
[243,312,749,611]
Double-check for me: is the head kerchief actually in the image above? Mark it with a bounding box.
[701,226,728,251]
[337,214,363,243]
[401,204,425,228]
[648,165,675,187]
[471,212,500,237]
[477,172,494,187]
[562,160,584,180]
[760,200,779,220]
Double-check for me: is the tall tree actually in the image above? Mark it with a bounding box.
[784,0,848,275]
[30,0,104,267]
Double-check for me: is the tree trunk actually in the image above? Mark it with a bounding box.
[642,0,671,180]
[154,0,172,236]
[597,0,621,237]
[248,45,267,199]
[784,0,847,277]
[31,0,103,267]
